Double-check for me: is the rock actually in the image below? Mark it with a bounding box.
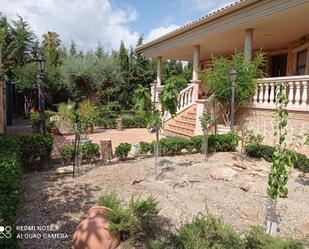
[239,183,251,192]
[50,115,74,134]
[240,207,259,221]
[209,167,237,181]
[56,165,73,174]
[233,162,247,170]
[296,223,309,236]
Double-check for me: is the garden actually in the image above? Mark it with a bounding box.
[0,13,309,249]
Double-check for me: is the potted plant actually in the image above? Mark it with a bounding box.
[73,193,121,249]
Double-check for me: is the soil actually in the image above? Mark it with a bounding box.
[17,152,309,249]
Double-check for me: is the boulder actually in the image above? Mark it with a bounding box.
[296,223,309,236]
[209,167,237,181]
[240,207,259,221]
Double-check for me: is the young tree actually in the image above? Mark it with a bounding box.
[267,83,292,235]
[200,51,265,126]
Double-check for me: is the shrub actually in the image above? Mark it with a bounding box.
[98,194,159,241]
[30,111,57,133]
[20,133,54,170]
[115,143,132,160]
[245,144,309,173]
[138,141,154,156]
[81,143,100,163]
[97,193,121,211]
[146,217,304,249]
[59,145,75,164]
[169,215,243,249]
[244,226,304,249]
[160,137,187,156]
[189,133,239,153]
[123,115,147,128]
[95,102,121,128]
[0,135,23,248]
[59,142,100,164]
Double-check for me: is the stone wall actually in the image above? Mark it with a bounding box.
[236,107,309,156]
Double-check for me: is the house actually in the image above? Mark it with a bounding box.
[136,0,309,154]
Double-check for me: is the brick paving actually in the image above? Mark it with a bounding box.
[52,128,160,158]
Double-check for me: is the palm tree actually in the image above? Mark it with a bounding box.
[42,31,61,49]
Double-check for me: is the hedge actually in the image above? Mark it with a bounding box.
[59,142,100,164]
[245,144,309,173]
[30,111,57,133]
[0,133,52,248]
[122,116,147,128]
[137,133,239,157]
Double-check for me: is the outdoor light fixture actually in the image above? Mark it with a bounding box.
[35,52,46,73]
[230,68,237,131]
[35,52,48,170]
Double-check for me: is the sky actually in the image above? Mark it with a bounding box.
[0,0,234,51]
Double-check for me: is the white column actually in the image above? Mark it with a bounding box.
[287,81,294,108]
[192,45,200,81]
[294,81,301,106]
[301,81,308,107]
[156,56,162,86]
[269,82,275,106]
[244,28,253,62]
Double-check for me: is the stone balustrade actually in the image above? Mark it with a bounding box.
[253,75,309,111]
[177,83,198,112]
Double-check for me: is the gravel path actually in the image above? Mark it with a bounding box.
[17,152,309,248]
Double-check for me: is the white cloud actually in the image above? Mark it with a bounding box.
[146,24,180,42]
[0,0,139,51]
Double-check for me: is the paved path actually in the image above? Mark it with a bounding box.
[53,128,159,158]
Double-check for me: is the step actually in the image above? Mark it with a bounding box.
[164,126,194,138]
[174,119,196,127]
[167,123,195,133]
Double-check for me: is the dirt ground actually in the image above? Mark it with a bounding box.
[17,152,309,249]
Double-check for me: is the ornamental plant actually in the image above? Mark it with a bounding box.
[200,51,265,126]
[267,83,292,235]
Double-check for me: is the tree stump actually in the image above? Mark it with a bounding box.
[116,118,123,131]
[100,139,113,162]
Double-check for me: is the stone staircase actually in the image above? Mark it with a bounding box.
[163,105,196,137]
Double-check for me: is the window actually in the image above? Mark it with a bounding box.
[296,49,307,75]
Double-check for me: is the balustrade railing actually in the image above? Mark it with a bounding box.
[177,83,198,113]
[253,76,309,110]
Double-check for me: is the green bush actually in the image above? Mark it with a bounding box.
[30,111,57,133]
[187,133,239,153]
[146,217,304,249]
[19,133,53,170]
[0,135,23,248]
[138,141,154,156]
[244,226,304,249]
[95,102,121,128]
[115,143,132,160]
[59,142,100,164]
[97,193,159,241]
[97,192,121,211]
[160,137,187,156]
[245,144,309,173]
[123,115,147,128]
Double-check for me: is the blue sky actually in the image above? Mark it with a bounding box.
[0,0,233,51]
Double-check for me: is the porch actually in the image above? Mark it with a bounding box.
[137,0,309,152]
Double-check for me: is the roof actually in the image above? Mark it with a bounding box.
[136,0,258,52]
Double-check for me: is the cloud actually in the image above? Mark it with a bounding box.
[145,24,180,42]
[0,0,139,51]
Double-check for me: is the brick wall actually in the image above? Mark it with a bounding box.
[236,107,309,155]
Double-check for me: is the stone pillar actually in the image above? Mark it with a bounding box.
[244,28,253,62]
[192,45,200,81]
[156,56,162,86]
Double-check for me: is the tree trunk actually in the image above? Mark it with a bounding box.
[0,44,5,134]
[100,139,113,162]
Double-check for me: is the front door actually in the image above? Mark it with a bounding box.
[270,54,287,77]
